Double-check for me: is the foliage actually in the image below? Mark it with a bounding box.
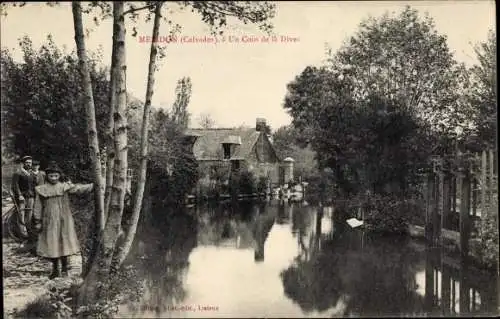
[304,168,336,205]
[272,125,319,180]
[283,7,464,203]
[229,169,258,197]
[144,108,199,205]
[183,1,275,35]
[347,193,412,235]
[197,112,216,128]
[170,77,192,128]
[13,265,144,319]
[0,35,109,180]
[76,265,144,318]
[327,6,473,140]
[11,296,55,318]
[467,30,497,150]
[239,170,258,194]
[71,195,97,276]
[475,180,499,269]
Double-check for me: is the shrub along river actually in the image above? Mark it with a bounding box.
[118,200,498,318]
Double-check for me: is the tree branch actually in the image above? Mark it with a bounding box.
[122,3,157,16]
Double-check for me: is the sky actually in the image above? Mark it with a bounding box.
[0,1,495,130]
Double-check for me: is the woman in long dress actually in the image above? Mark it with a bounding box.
[33,163,93,279]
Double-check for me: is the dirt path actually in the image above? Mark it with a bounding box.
[3,237,84,317]
[3,238,52,316]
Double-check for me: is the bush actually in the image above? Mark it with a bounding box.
[11,296,55,318]
[77,265,144,318]
[474,189,499,269]
[239,170,257,195]
[304,169,336,205]
[348,193,411,235]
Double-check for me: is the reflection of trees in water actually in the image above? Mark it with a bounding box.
[196,201,277,261]
[281,210,343,313]
[281,222,424,317]
[126,206,198,316]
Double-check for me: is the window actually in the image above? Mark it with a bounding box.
[223,143,231,159]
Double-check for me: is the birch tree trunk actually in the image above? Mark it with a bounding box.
[104,28,118,219]
[105,0,128,270]
[72,1,105,230]
[113,2,163,268]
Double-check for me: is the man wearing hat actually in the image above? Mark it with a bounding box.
[11,155,36,238]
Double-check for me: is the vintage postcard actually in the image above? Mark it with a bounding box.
[1,1,497,318]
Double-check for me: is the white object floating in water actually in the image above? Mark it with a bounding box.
[346,218,364,228]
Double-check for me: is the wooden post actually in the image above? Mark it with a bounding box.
[489,149,495,215]
[481,150,487,218]
[442,172,451,231]
[435,170,443,245]
[452,176,457,215]
[459,261,471,314]
[425,172,436,243]
[459,168,471,260]
[440,262,451,315]
[472,177,477,217]
[424,247,436,312]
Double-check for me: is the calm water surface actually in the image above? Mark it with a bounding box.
[119,200,498,318]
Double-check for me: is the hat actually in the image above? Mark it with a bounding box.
[20,155,32,163]
[45,163,63,174]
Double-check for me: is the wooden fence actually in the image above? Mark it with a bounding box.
[424,149,497,257]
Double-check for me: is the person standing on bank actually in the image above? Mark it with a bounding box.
[24,160,47,254]
[32,160,47,186]
[11,155,36,238]
[33,163,94,279]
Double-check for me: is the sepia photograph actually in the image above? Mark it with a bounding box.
[1,1,497,318]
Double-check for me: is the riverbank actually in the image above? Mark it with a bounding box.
[408,224,497,272]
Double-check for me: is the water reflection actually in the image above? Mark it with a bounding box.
[120,200,498,318]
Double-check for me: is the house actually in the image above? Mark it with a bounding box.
[184,118,293,187]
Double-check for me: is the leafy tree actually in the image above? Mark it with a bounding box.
[147,108,199,203]
[468,30,497,149]
[327,6,473,142]
[283,7,464,197]
[171,77,192,129]
[0,35,109,179]
[272,125,318,180]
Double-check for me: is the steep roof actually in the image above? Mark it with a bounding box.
[185,128,260,161]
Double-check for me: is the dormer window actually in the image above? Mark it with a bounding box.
[223,143,231,159]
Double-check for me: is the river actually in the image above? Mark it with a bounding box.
[118,200,498,318]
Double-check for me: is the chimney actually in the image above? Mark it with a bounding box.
[256,118,267,132]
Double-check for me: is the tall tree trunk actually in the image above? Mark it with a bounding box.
[106,0,129,270]
[72,1,105,230]
[113,2,163,268]
[104,25,118,219]
[78,2,128,304]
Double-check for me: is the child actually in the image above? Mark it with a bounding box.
[32,160,47,186]
[33,163,93,279]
